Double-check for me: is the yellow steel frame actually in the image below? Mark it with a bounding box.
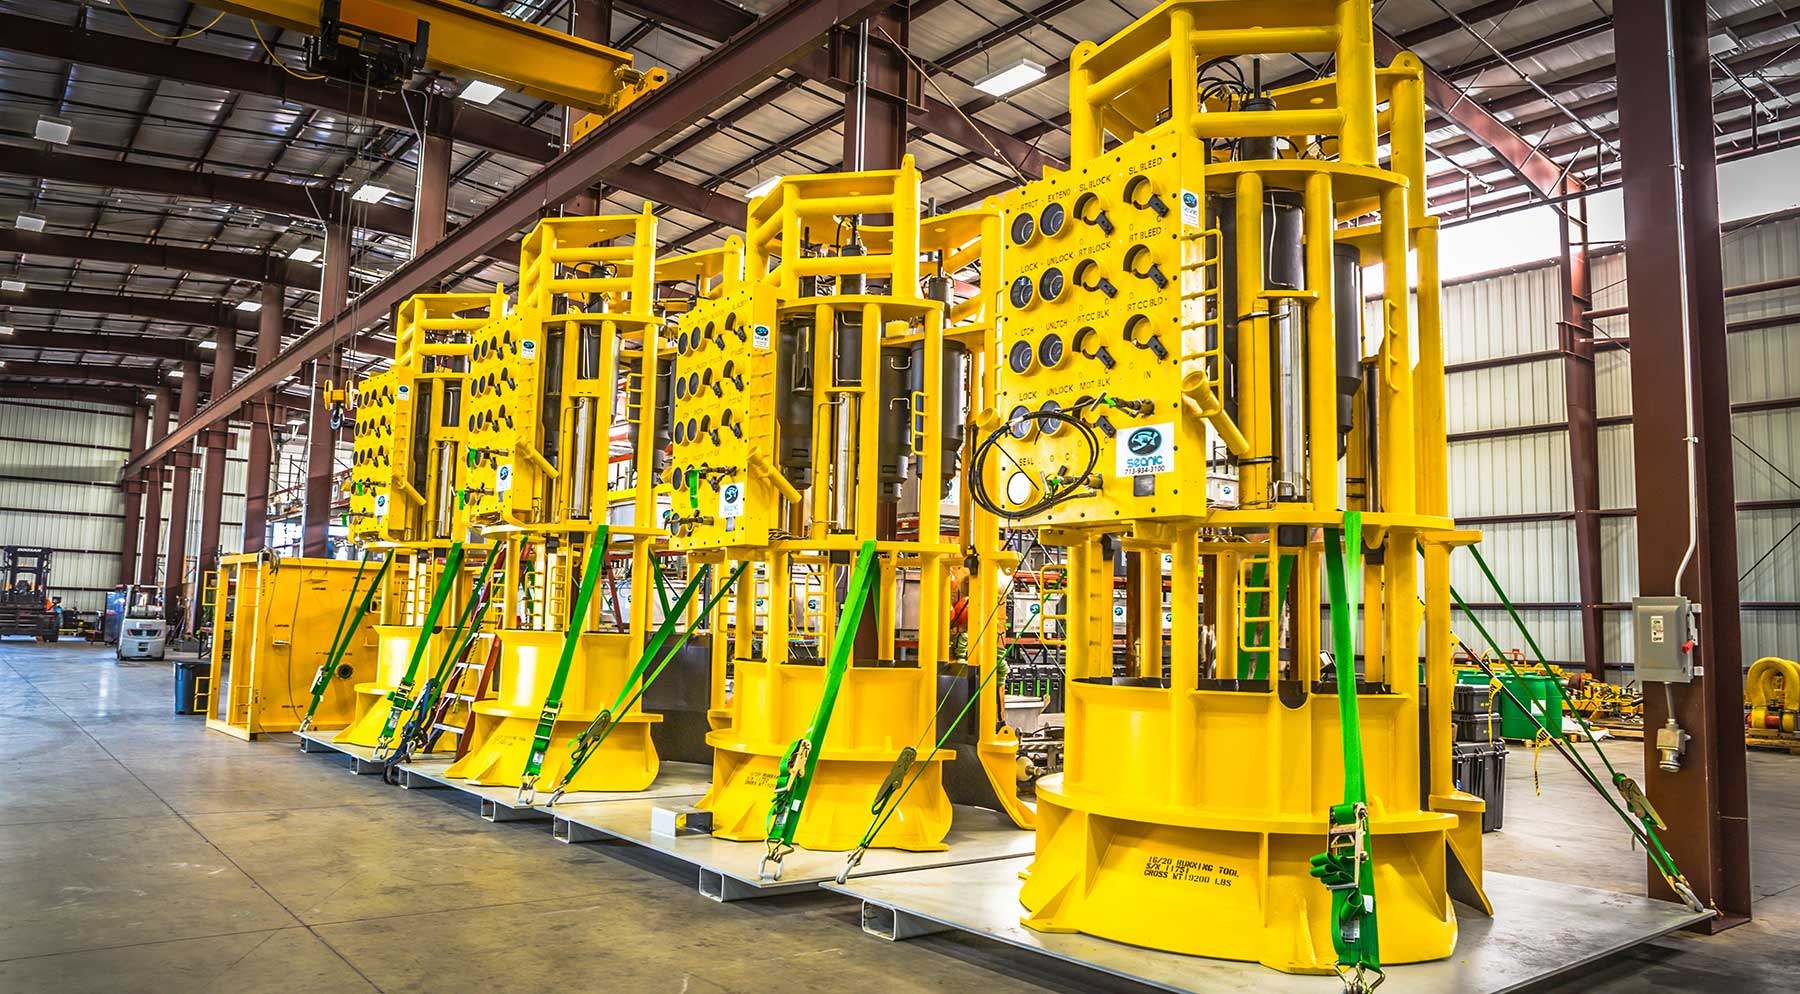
[668,159,1031,853]
[334,290,501,750]
[204,553,381,739]
[446,207,667,793]
[991,0,1483,974]
[205,0,665,119]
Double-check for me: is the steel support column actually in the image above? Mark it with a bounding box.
[194,326,237,630]
[1559,198,1604,677]
[414,133,453,255]
[1616,0,1751,926]
[242,284,283,553]
[840,6,911,172]
[139,389,171,587]
[304,221,352,557]
[119,404,148,586]
[164,360,200,623]
[563,0,613,216]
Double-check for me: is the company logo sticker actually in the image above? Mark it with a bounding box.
[1118,422,1175,476]
[520,340,538,361]
[495,463,514,494]
[719,481,745,519]
[1180,189,1201,228]
[753,324,771,350]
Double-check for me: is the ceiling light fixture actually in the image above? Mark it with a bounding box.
[745,175,780,199]
[15,213,45,232]
[199,339,218,349]
[168,369,184,378]
[974,59,1046,97]
[0,325,12,335]
[458,79,506,105]
[34,116,72,145]
[236,299,263,312]
[1,279,25,293]
[288,246,321,263]
[350,183,392,204]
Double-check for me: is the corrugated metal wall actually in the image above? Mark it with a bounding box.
[1447,213,1800,671]
[0,399,132,613]
[0,399,261,616]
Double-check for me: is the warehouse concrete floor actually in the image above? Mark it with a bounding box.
[2,641,1797,994]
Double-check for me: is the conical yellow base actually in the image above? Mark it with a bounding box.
[443,703,659,792]
[700,739,953,852]
[1020,775,1458,973]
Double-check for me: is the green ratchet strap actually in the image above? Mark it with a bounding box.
[298,551,393,733]
[761,540,879,881]
[836,532,1045,884]
[1308,512,1382,994]
[516,524,611,805]
[390,547,505,765]
[1446,544,1704,912]
[549,559,750,804]
[1242,553,1297,680]
[371,542,466,761]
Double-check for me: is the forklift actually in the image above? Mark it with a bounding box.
[0,547,60,641]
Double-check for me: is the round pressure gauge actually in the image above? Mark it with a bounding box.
[1009,275,1035,309]
[1008,404,1037,440]
[1038,332,1066,369]
[1008,339,1037,375]
[1010,212,1036,245]
[1040,201,1066,238]
[1038,266,1065,303]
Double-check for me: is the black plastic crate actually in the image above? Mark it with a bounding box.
[1454,712,1500,743]
[1452,741,1507,833]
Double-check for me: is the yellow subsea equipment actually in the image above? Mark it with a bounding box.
[443,207,666,798]
[664,160,1031,867]
[1746,656,1800,744]
[982,0,1481,982]
[329,291,503,753]
[205,554,381,739]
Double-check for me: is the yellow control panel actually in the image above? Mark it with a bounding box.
[662,281,781,550]
[463,307,543,523]
[993,131,1220,527]
[348,366,418,539]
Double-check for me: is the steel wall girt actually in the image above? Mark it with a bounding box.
[0,382,143,407]
[0,361,164,387]
[0,15,742,228]
[0,146,415,237]
[125,0,896,476]
[1615,0,1751,926]
[0,228,319,287]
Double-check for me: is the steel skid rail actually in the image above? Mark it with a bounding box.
[976,0,1481,979]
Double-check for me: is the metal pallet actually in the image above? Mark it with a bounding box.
[825,859,1712,993]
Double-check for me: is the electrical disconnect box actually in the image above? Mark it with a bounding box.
[1632,595,1696,683]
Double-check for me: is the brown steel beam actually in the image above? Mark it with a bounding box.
[126,0,894,476]
[0,228,318,287]
[1559,200,1604,678]
[139,388,170,587]
[1,287,392,357]
[119,404,148,586]
[2,361,162,387]
[242,283,283,554]
[305,220,352,557]
[1,14,742,229]
[413,134,453,255]
[163,359,199,619]
[0,146,416,238]
[1372,29,1566,201]
[1615,0,1750,926]
[195,326,235,630]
